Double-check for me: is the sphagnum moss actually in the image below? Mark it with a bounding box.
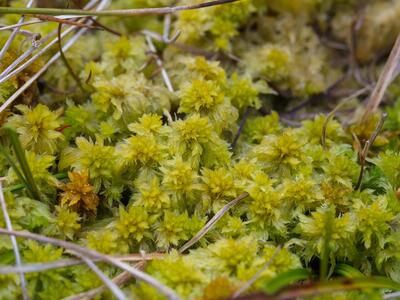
[1,1,400,300]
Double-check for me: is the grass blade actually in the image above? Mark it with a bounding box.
[335,264,365,278]
[4,126,41,201]
[0,145,28,189]
[320,207,333,280]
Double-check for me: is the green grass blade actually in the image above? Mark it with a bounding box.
[320,208,333,280]
[263,268,311,294]
[4,126,42,201]
[0,145,28,189]
[335,264,365,278]
[7,183,25,193]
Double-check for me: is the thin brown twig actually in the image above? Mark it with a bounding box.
[351,131,364,168]
[57,23,87,93]
[89,17,122,36]
[70,0,122,36]
[33,14,97,28]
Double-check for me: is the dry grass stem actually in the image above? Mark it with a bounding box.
[0,0,239,17]
[69,251,127,300]
[63,262,146,300]
[32,14,98,28]
[0,181,29,300]
[179,192,249,253]
[145,35,174,92]
[0,253,164,274]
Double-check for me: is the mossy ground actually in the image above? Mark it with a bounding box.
[1,1,400,299]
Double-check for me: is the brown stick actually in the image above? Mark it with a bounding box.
[32,14,97,28]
